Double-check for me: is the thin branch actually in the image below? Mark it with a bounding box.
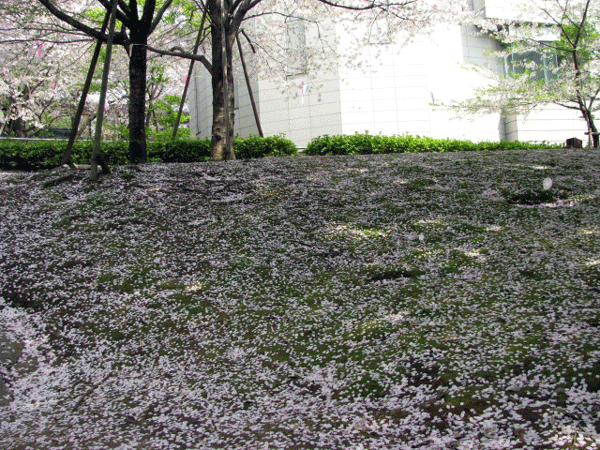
[96,0,132,28]
[315,0,416,12]
[150,0,176,35]
[37,0,104,41]
[36,0,126,46]
[241,28,256,53]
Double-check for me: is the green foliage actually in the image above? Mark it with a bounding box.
[555,19,600,65]
[234,134,298,159]
[149,127,192,140]
[0,140,136,170]
[0,135,298,170]
[0,132,559,170]
[147,94,191,139]
[304,132,561,156]
[147,138,211,163]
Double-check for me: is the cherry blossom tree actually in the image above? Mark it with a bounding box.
[148,0,467,160]
[5,0,464,160]
[0,3,90,137]
[36,0,183,163]
[0,1,186,144]
[453,0,600,148]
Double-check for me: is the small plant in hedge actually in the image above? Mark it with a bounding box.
[235,134,298,159]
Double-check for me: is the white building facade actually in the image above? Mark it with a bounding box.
[188,0,587,148]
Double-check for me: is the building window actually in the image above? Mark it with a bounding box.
[503,43,560,84]
[286,18,307,76]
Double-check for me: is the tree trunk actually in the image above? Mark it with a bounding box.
[129,35,148,163]
[572,45,598,149]
[583,108,599,148]
[210,12,236,161]
[11,117,26,137]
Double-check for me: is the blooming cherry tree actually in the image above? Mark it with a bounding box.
[36,0,185,163]
[453,0,600,148]
[147,0,468,160]
[0,3,90,137]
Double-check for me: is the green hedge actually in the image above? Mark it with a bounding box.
[148,138,211,163]
[304,133,563,156]
[0,135,297,170]
[0,132,564,170]
[234,134,298,159]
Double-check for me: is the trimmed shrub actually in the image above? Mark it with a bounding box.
[235,134,298,159]
[0,140,130,170]
[304,132,562,156]
[148,138,211,163]
[0,135,298,170]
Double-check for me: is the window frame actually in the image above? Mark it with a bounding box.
[285,17,308,77]
[502,41,562,84]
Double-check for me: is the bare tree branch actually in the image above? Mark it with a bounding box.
[146,44,213,72]
[315,0,416,12]
[151,0,176,34]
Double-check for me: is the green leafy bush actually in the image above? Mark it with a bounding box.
[304,132,562,156]
[0,135,298,170]
[0,140,133,170]
[147,138,211,163]
[0,140,88,171]
[235,134,298,159]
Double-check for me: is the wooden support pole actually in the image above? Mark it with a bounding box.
[236,33,263,138]
[90,0,118,181]
[173,10,207,138]
[61,10,111,169]
[222,0,235,160]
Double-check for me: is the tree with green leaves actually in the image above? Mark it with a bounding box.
[453,0,600,148]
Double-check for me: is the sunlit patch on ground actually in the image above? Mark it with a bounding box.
[1,149,599,449]
[330,224,389,239]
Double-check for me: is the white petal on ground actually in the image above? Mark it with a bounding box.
[0,149,599,449]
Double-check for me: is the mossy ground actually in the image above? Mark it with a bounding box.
[1,149,599,449]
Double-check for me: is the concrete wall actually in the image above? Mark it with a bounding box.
[188,20,342,148]
[252,20,343,147]
[188,66,260,140]
[336,23,503,141]
[188,71,211,139]
[256,77,343,148]
[505,106,587,143]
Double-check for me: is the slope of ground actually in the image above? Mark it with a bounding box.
[1,150,599,449]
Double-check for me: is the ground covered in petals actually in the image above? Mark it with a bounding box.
[1,149,599,450]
